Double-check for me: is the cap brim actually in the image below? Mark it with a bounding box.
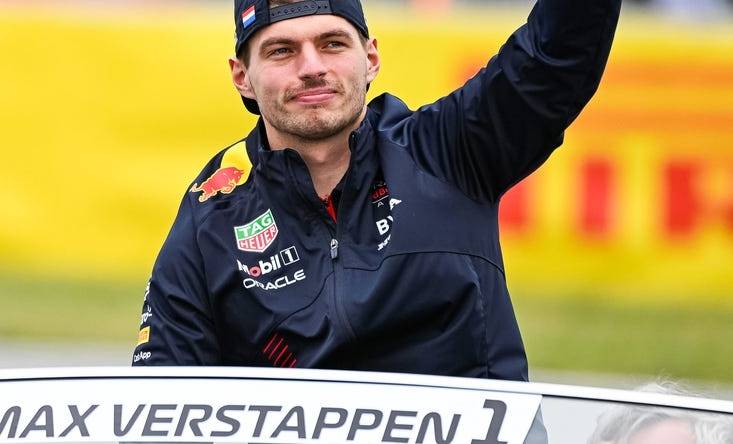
[241,95,261,114]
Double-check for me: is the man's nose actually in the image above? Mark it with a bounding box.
[297,44,328,79]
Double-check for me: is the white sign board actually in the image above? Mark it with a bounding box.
[0,371,541,444]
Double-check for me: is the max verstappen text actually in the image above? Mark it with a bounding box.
[0,400,509,443]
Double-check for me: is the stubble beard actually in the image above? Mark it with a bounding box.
[264,77,366,142]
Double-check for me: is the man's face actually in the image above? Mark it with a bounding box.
[233,14,380,141]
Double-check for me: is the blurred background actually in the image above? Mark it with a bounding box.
[1,0,731,395]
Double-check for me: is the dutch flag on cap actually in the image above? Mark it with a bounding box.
[242,5,256,29]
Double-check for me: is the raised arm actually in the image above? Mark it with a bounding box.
[383,0,622,202]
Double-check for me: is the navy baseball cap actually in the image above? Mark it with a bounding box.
[234,0,370,114]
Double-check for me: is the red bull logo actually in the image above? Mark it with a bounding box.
[190,167,245,202]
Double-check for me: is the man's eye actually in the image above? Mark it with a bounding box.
[269,47,291,57]
[326,41,345,49]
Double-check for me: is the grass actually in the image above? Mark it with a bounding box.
[513,293,733,383]
[1,273,731,383]
[0,273,142,344]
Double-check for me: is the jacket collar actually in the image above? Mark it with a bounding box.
[244,119,268,169]
[242,112,376,171]
[240,113,379,223]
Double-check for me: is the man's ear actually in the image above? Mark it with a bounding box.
[229,57,256,100]
[365,38,381,84]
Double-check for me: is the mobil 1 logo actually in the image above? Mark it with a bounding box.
[238,246,300,278]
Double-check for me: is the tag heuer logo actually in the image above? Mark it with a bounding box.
[234,209,279,253]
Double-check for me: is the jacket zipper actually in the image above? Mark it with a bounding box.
[330,133,358,344]
[330,239,339,259]
[286,139,357,344]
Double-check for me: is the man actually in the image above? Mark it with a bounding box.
[587,383,733,444]
[132,0,621,382]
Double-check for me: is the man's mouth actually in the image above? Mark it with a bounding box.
[291,87,338,105]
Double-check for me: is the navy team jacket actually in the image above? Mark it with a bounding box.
[132,0,621,381]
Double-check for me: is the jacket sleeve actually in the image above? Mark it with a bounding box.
[131,193,221,365]
[397,0,622,202]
